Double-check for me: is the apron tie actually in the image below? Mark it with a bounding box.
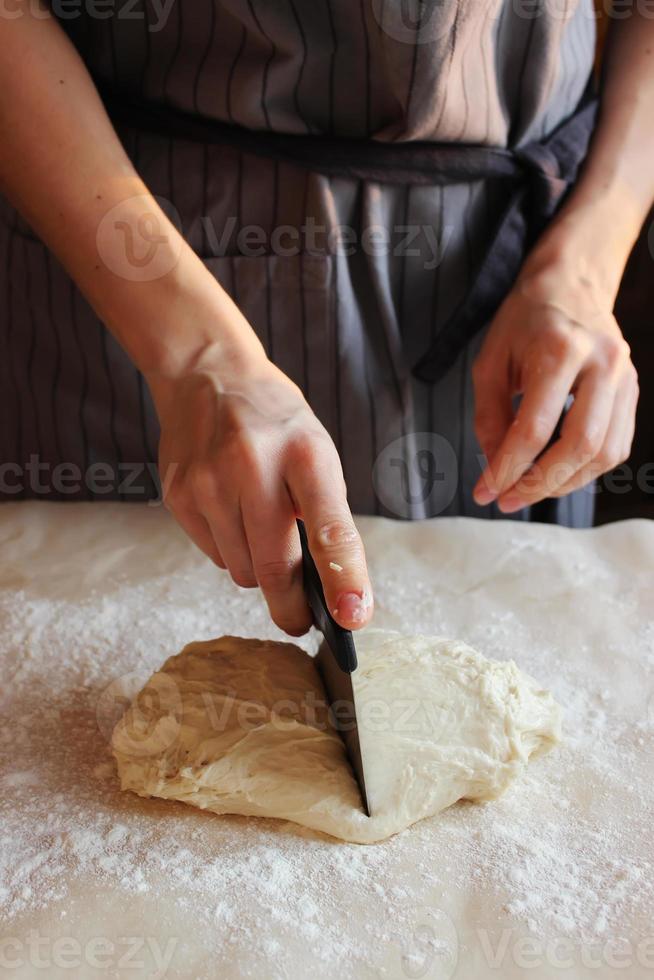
[413,93,598,382]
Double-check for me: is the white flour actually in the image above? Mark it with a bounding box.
[1,510,653,978]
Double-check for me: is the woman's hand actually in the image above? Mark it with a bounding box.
[472,244,639,513]
[471,0,654,515]
[147,352,373,636]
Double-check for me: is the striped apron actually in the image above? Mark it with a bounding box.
[0,0,598,524]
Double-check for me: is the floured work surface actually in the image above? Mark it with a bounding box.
[1,502,653,979]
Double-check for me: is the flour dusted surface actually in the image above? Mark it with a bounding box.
[1,504,653,979]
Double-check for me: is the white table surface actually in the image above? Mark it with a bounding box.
[1,502,653,980]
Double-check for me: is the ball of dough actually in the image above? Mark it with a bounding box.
[112,630,561,843]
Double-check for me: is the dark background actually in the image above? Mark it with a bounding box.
[593,4,653,524]
[596,211,654,524]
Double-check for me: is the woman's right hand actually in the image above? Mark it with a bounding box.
[0,0,372,636]
[146,351,373,636]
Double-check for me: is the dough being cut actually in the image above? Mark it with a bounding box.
[112,630,561,843]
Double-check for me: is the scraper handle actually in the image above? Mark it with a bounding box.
[296,519,358,674]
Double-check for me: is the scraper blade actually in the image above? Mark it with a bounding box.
[297,520,370,817]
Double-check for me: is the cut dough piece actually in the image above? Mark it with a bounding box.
[112,630,561,843]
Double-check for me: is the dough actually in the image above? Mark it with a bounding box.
[112,630,561,843]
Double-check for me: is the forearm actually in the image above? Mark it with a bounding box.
[0,2,265,380]
[525,8,654,303]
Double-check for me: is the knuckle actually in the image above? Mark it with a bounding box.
[599,334,628,371]
[256,559,296,594]
[519,415,552,450]
[188,462,219,502]
[231,569,258,589]
[288,428,332,469]
[541,320,576,361]
[592,448,611,472]
[312,518,360,553]
[594,447,620,473]
[218,431,256,475]
[614,443,631,466]
[574,431,603,461]
[289,435,318,468]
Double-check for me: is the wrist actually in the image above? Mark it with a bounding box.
[522,184,643,308]
[101,244,268,383]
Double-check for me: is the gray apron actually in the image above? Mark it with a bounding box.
[0,0,597,524]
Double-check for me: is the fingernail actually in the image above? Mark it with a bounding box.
[498,495,523,513]
[474,486,496,506]
[335,591,369,625]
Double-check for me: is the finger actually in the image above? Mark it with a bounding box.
[477,347,584,504]
[170,508,226,568]
[472,351,514,504]
[553,371,639,498]
[288,442,373,630]
[185,460,257,587]
[615,368,639,461]
[242,486,312,637]
[496,369,616,512]
[199,491,256,588]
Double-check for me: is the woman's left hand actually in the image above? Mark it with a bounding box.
[471,247,639,513]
